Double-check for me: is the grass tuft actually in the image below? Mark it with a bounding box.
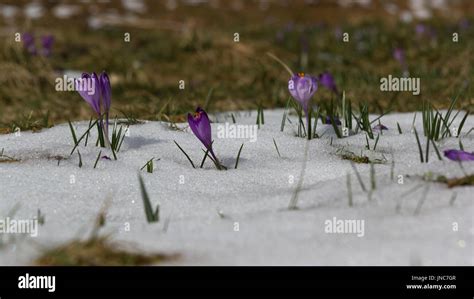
[35,237,172,266]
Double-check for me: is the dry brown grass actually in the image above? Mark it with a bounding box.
[35,236,176,266]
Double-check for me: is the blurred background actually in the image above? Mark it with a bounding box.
[0,0,473,132]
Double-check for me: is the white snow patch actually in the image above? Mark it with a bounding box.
[0,110,472,265]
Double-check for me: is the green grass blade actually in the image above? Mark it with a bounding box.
[93,150,102,169]
[174,140,195,168]
[138,174,159,223]
[273,138,281,158]
[457,111,469,137]
[68,120,78,145]
[414,128,424,163]
[280,97,291,132]
[84,117,93,146]
[397,122,402,134]
[373,133,380,150]
[431,139,442,160]
[77,150,83,168]
[350,162,366,192]
[234,143,244,169]
[200,148,210,168]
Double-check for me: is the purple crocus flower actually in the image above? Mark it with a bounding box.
[76,72,101,116]
[288,73,318,115]
[393,47,405,65]
[41,35,54,57]
[188,107,212,150]
[415,24,436,40]
[373,124,388,131]
[288,73,318,137]
[99,72,111,111]
[22,32,36,55]
[76,71,112,147]
[323,115,341,126]
[188,107,226,170]
[443,150,474,162]
[318,71,338,95]
[188,107,223,169]
[99,71,111,129]
[415,24,427,37]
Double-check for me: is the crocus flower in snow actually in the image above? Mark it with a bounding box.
[99,71,112,130]
[443,149,474,162]
[288,73,318,114]
[373,124,388,131]
[323,115,341,126]
[76,73,102,117]
[288,73,317,113]
[188,107,223,170]
[288,72,318,138]
[76,71,112,147]
[76,72,101,116]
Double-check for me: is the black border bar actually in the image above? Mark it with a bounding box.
[0,266,472,298]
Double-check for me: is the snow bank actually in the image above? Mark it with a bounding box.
[0,110,472,265]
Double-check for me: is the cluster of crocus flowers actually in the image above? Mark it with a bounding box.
[76,71,112,148]
[187,107,225,170]
[22,33,54,57]
[443,149,474,162]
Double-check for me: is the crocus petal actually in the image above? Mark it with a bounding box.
[288,75,300,101]
[76,73,101,115]
[324,116,341,125]
[99,71,111,113]
[373,124,388,131]
[443,150,474,162]
[318,71,338,94]
[188,107,213,150]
